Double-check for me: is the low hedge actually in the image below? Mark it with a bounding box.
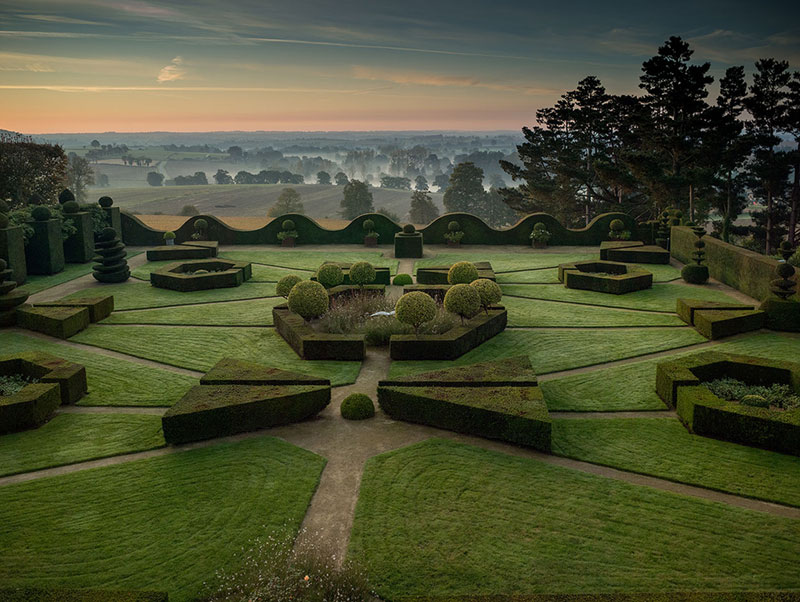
[0,588,168,602]
[0,224,27,284]
[312,263,391,286]
[394,231,423,258]
[389,307,507,360]
[200,357,330,386]
[35,295,114,322]
[181,240,219,256]
[676,298,754,325]
[559,261,652,294]
[0,381,61,434]
[379,355,538,388]
[403,284,451,301]
[16,305,90,339]
[377,384,551,451]
[145,245,214,262]
[760,298,800,332]
[416,262,495,285]
[150,260,248,292]
[605,244,670,264]
[273,306,366,360]
[392,594,800,602]
[599,240,644,260]
[1,351,88,405]
[162,383,331,444]
[693,309,765,340]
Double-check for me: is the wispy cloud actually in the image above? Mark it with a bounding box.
[0,51,136,74]
[18,13,111,26]
[0,85,376,94]
[157,56,186,82]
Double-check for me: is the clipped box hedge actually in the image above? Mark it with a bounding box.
[676,298,754,325]
[181,240,219,256]
[760,297,800,332]
[313,262,391,286]
[0,589,168,602]
[605,244,670,264]
[16,305,90,339]
[0,351,88,405]
[36,295,114,322]
[394,232,423,258]
[559,261,652,294]
[693,309,765,339]
[162,383,331,444]
[150,259,251,292]
[0,224,27,284]
[145,244,214,262]
[0,381,61,434]
[380,355,538,388]
[599,240,644,260]
[25,218,65,275]
[200,357,331,386]
[63,211,95,263]
[389,307,507,361]
[402,283,451,301]
[273,306,366,360]
[416,261,496,284]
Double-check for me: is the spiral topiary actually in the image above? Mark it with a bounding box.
[92,227,130,283]
[340,393,375,420]
[447,261,478,285]
[30,206,51,221]
[276,274,303,298]
[444,283,481,323]
[0,258,28,325]
[287,280,329,321]
[395,291,436,333]
[58,189,75,204]
[681,225,709,284]
[62,200,80,214]
[402,223,416,234]
[771,241,797,300]
[282,219,296,231]
[470,278,502,313]
[392,273,413,286]
[98,196,113,208]
[349,261,376,287]
[316,263,344,288]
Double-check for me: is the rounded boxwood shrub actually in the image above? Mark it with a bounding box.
[392,273,413,286]
[340,393,375,420]
[444,283,481,322]
[447,261,479,285]
[282,219,296,231]
[402,223,416,234]
[287,280,329,321]
[163,230,176,240]
[31,206,51,221]
[471,278,502,312]
[58,189,75,204]
[349,261,376,287]
[0,213,8,229]
[194,218,208,231]
[362,219,375,232]
[98,226,116,241]
[395,291,436,332]
[681,264,709,284]
[98,196,113,207]
[448,220,460,232]
[276,274,303,298]
[316,263,344,288]
[62,200,80,214]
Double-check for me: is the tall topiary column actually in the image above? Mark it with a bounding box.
[61,200,94,263]
[681,225,709,284]
[394,223,423,258]
[760,241,800,331]
[0,258,28,326]
[98,196,121,240]
[0,200,27,284]
[655,211,671,249]
[92,227,130,283]
[26,205,65,275]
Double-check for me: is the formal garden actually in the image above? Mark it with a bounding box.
[1,203,800,602]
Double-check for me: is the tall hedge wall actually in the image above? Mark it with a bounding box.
[670,227,796,302]
[121,211,639,247]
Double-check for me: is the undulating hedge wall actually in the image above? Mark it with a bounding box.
[121,211,639,247]
[670,226,796,302]
[392,594,800,602]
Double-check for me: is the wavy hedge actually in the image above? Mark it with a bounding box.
[121,211,639,247]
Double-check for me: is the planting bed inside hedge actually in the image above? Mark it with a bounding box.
[150,258,252,292]
[145,244,214,262]
[558,260,653,294]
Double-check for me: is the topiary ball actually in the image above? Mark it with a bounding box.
[395,291,436,329]
[0,213,8,229]
[58,189,75,204]
[392,273,413,286]
[349,261,376,286]
[470,278,502,309]
[609,218,625,232]
[340,393,375,420]
[448,220,460,232]
[287,280,329,321]
[282,219,296,231]
[30,206,51,221]
[316,263,344,288]
[98,196,113,208]
[276,274,303,298]
[444,283,481,321]
[402,223,416,234]
[362,219,375,232]
[62,200,80,214]
[447,261,479,285]
[163,231,176,240]
[194,218,208,231]
[681,264,709,284]
[533,221,547,231]
[98,227,117,242]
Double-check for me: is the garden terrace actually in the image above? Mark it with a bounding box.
[2,242,800,601]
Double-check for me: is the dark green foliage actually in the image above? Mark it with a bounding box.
[676,298,754,325]
[599,240,643,260]
[30,206,51,221]
[146,244,214,262]
[276,274,303,298]
[403,223,416,234]
[605,245,670,264]
[340,180,374,219]
[273,306,366,360]
[0,588,168,602]
[447,261,479,285]
[200,358,330,386]
[282,219,295,231]
[392,273,413,285]
[98,196,113,208]
[380,355,538,388]
[0,200,9,213]
[349,261,376,287]
[759,298,800,332]
[62,210,94,263]
[444,283,481,321]
[362,219,375,232]
[15,305,90,339]
[0,214,7,229]
[35,295,114,322]
[559,261,652,294]
[394,594,800,602]
[150,260,249,292]
[287,280,328,320]
[471,278,502,311]
[162,383,331,444]
[705,377,800,410]
[394,230,423,258]
[417,261,496,285]
[58,189,75,204]
[62,201,79,214]
[395,291,437,331]
[341,393,375,420]
[0,382,60,434]
[0,258,27,325]
[316,263,345,288]
[693,309,765,339]
[681,264,710,284]
[92,227,129,283]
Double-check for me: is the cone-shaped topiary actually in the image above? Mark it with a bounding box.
[392,273,413,286]
[92,227,130,283]
[444,283,481,324]
[287,280,328,321]
[447,261,479,285]
[58,189,75,204]
[681,225,709,284]
[0,258,28,326]
[349,261,376,287]
[276,274,303,298]
[340,393,375,420]
[316,263,344,288]
[471,278,502,313]
[395,291,436,333]
[98,196,113,208]
[30,206,51,221]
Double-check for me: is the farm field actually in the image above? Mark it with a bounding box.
[1,244,799,601]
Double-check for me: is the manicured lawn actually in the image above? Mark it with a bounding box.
[219,249,398,272]
[504,296,684,328]
[104,297,285,326]
[552,418,800,507]
[0,414,165,477]
[64,280,277,310]
[70,324,361,385]
[415,252,596,273]
[130,260,309,283]
[496,263,682,284]
[348,439,800,598]
[0,437,325,602]
[502,281,740,312]
[388,327,705,379]
[17,254,143,295]
[0,332,196,406]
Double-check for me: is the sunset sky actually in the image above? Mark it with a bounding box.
[1,0,798,133]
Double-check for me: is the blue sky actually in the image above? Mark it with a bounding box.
[1,0,797,132]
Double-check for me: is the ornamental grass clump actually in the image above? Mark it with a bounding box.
[447,261,479,285]
[200,528,374,602]
[349,261,376,288]
[340,393,375,420]
[444,283,481,324]
[276,274,303,298]
[470,278,502,313]
[315,263,344,288]
[287,280,328,321]
[318,292,395,335]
